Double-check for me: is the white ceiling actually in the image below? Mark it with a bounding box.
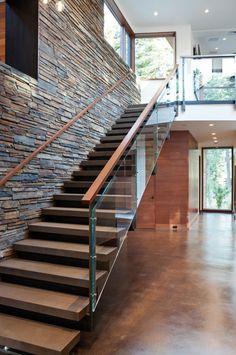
[172,120,236,147]
[193,30,236,54]
[115,0,236,32]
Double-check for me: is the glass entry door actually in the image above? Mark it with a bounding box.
[203,148,233,211]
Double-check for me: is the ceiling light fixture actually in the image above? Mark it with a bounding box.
[209,123,214,127]
[222,37,227,41]
[55,0,65,12]
[154,11,159,16]
[42,0,65,12]
[211,133,216,136]
[215,47,219,50]
[204,9,209,14]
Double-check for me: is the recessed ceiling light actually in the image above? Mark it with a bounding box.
[154,11,159,16]
[204,9,209,14]
[209,123,214,127]
[211,133,216,135]
[222,37,227,41]
[215,47,219,50]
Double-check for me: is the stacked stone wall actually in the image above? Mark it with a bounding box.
[0,0,140,251]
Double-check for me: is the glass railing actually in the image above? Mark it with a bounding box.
[182,55,236,106]
[88,70,178,325]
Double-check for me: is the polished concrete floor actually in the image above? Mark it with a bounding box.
[75,214,236,355]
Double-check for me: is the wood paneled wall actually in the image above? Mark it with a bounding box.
[137,131,199,230]
[0,2,5,62]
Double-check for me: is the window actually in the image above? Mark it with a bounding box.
[135,33,176,80]
[104,4,121,56]
[0,0,38,79]
[104,1,134,67]
[203,148,233,211]
[0,1,5,63]
[125,32,131,66]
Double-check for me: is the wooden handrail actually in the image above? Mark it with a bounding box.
[0,72,131,187]
[82,65,178,204]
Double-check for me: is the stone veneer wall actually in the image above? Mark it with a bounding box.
[0,0,140,252]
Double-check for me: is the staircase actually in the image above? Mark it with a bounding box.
[0,104,172,354]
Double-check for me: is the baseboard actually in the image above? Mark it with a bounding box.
[0,248,14,259]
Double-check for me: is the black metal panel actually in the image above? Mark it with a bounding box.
[6,0,38,79]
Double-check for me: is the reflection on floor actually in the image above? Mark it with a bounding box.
[75,213,236,355]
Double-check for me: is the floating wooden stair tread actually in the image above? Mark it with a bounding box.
[15,239,117,261]
[64,181,95,188]
[107,127,154,135]
[81,159,133,167]
[89,150,121,157]
[0,282,89,321]
[116,117,148,123]
[0,259,107,288]
[94,142,122,149]
[0,313,80,355]
[54,193,132,201]
[29,222,125,238]
[42,207,131,218]
[112,122,137,129]
[101,135,127,142]
[123,107,144,112]
[72,169,132,177]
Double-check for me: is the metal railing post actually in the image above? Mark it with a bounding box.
[176,67,179,117]
[234,56,236,109]
[89,203,97,330]
[182,58,186,111]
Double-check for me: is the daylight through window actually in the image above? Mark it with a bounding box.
[135,34,176,80]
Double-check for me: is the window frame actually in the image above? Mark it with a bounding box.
[134,32,177,80]
[104,0,135,69]
[201,146,234,213]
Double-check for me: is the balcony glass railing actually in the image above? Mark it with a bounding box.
[86,70,178,324]
[182,55,236,107]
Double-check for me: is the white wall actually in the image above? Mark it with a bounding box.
[139,79,164,104]
[135,25,193,103]
[135,24,193,60]
[177,104,236,121]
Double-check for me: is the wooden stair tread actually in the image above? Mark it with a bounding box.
[29,221,124,233]
[106,128,154,135]
[0,313,80,355]
[81,159,133,167]
[95,142,121,149]
[43,206,131,217]
[54,193,132,200]
[63,180,131,189]
[0,259,107,288]
[112,123,135,129]
[128,104,147,109]
[0,282,89,321]
[71,169,132,176]
[15,239,117,260]
[101,135,126,141]
[89,150,121,157]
